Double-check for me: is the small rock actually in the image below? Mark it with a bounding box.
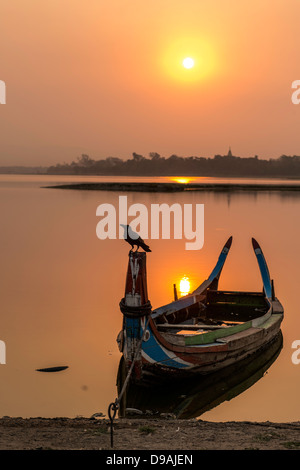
[125,408,143,416]
[90,412,105,419]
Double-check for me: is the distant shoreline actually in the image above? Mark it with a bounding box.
[0,171,299,180]
[43,182,300,192]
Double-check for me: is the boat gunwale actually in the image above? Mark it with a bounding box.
[184,299,273,346]
[147,295,283,353]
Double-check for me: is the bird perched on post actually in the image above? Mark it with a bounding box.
[120,224,151,252]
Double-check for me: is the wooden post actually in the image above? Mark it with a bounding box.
[120,251,151,382]
[173,283,178,301]
[124,251,149,306]
[271,279,275,301]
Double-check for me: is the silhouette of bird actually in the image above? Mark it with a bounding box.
[120,224,151,252]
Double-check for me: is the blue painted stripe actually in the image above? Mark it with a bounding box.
[125,317,143,339]
[208,249,229,281]
[142,327,190,369]
[254,249,272,298]
[125,317,191,369]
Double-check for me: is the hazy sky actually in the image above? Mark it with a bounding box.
[1,0,300,165]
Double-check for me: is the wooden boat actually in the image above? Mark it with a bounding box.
[117,330,283,418]
[117,237,284,384]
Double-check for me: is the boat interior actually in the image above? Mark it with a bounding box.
[154,289,270,335]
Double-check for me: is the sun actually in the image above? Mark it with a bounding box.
[182,57,195,69]
[161,37,218,84]
[179,276,191,296]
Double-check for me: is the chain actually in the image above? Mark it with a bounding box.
[107,317,150,447]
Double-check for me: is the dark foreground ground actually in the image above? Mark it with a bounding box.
[0,417,299,450]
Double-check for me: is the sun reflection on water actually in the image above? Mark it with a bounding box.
[169,177,196,184]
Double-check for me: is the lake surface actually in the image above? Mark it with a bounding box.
[0,174,299,422]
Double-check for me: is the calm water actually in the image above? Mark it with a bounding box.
[0,174,299,422]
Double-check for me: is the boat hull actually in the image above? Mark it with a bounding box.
[119,238,284,384]
[117,330,283,418]
[127,309,283,383]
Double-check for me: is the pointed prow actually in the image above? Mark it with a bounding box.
[252,238,273,299]
[207,236,233,284]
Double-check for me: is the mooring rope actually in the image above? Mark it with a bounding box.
[119,298,152,318]
[107,316,151,448]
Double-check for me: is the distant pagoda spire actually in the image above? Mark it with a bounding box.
[227,146,233,157]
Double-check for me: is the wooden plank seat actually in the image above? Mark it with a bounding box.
[156,322,241,331]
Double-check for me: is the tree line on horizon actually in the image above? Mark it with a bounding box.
[46,152,300,177]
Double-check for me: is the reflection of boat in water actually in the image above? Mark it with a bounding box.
[117,237,283,384]
[117,331,283,419]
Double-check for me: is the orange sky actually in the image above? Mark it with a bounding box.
[0,0,300,165]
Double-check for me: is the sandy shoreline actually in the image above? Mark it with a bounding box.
[0,417,299,450]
